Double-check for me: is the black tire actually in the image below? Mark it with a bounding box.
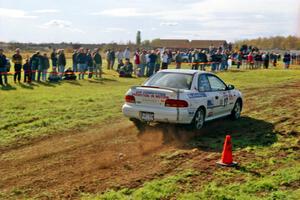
[231,100,242,120]
[131,119,147,132]
[191,108,205,130]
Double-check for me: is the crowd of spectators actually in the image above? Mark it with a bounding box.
[0,45,295,87]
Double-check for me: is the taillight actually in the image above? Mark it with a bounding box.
[125,95,135,103]
[165,99,188,108]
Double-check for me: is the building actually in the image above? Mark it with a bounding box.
[151,39,227,50]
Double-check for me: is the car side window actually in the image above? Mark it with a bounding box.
[198,74,211,92]
[207,75,227,91]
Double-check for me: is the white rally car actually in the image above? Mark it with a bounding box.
[122,69,243,130]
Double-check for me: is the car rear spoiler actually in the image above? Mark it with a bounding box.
[131,85,184,93]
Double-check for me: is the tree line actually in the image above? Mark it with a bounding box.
[235,35,300,50]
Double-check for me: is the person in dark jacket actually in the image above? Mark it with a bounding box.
[23,58,31,83]
[30,51,40,81]
[262,52,270,69]
[86,50,94,78]
[51,49,57,71]
[109,49,115,70]
[12,48,23,83]
[283,52,291,69]
[199,50,208,71]
[211,51,222,72]
[0,48,8,86]
[63,67,77,80]
[147,50,157,77]
[58,49,66,78]
[93,49,102,78]
[77,48,87,80]
[42,53,50,81]
[72,49,78,72]
[119,58,133,77]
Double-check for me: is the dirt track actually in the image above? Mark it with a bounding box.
[0,120,217,199]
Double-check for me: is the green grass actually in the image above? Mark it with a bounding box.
[0,70,144,146]
[81,170,195,200]
[1,65,300,147]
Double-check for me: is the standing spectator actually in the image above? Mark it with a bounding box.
[133,49,140,75]
[139,50,147,77]
[155,50,161,72]
[192,50,199,70]
[254,52,261,69]
[147,50,157,77]
[109,49,115,70]
[272,53,278,67]
[12,48,23,83]
[30,51,40,81]
[175,51,182,69]
[39,53,50,82]
[262,52,270,69]
[116,49,124,65]
[106,49,111,70]
[236,52,243,69]
[221,51,228,71]
[0,48,8,86]
[123,47,131,60]
[72,49,78,72]
[161,51,169,70]
[77,48,87,80]
[51,49,57,71]
[86,50,94,78]
[188,50,193,63]
[210,51,220,72]
[23,58,31,83]
[247,52,254,69]
[283,52,291,69]
[58,49,66,78]
[199,50,208,71]
[93,49,102,78]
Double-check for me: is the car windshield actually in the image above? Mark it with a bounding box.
[145,72,194,90]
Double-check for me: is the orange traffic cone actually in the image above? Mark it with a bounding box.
[216,135,238,167]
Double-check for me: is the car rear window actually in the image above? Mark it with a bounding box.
[145,72,194,90]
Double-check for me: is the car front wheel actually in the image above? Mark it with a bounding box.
[192,109,205,130]
[231,100,242,120]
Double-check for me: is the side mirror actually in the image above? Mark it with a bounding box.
[227,84,235,90]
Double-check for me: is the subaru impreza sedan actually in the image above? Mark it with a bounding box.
[122,69,243,130]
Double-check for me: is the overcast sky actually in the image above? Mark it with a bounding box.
[0,0,299,43]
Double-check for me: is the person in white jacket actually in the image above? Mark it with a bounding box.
[116,49,123,65]
[123,47,131,60]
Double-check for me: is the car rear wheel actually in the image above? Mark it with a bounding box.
[231,100,242,120]
[192,108,205,130]
[131,119,147,132]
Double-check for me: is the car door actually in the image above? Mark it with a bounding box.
[206,74,230,116]
[198,74,221,118]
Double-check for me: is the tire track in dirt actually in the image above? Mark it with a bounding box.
[0,121,211,199]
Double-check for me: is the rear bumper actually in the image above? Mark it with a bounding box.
[122,103,193,124]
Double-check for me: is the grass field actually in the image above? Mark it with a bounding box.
[0,62,300,199]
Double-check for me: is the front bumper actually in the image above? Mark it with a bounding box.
[122,103,193,124]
